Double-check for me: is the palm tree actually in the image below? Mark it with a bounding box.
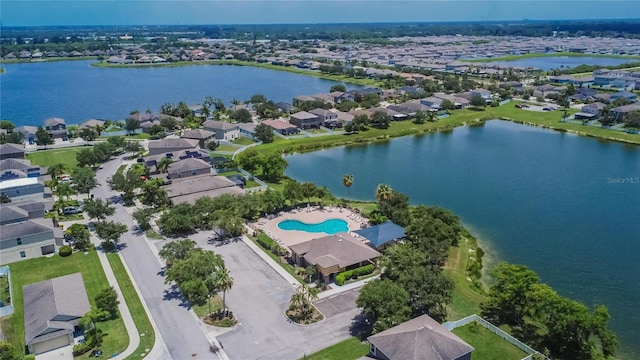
[55,182,75,202]
[342,174,354,195]
[157,157,173,173]
[375,183,393,202]
[80,310,105,348]
[47,163,68,179]
[216,268,234,311]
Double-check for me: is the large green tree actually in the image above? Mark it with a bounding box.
[356,279,411,333]
[342,174,354,195]
[35,127,53,148]
[65,223,91,251]
[95,221,127,250]
[95,287,120,319]
[107,168,143,204]
[83,198,115,222]
[254,123,275,143]
[72,167,98,198]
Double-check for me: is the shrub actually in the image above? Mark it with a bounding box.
[25,355,36,360]
[335,264,375,285]
[73,343,93,356]
[335,273,346,286]
[58,245,73,257]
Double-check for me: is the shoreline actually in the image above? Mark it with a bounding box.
[465,51,640,62]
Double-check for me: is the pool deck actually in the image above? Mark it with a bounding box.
[252,206,367,248]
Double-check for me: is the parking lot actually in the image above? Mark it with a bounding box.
[314,289,360,318]
[157,235,361,360]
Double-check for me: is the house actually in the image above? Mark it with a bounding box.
[292,95,318,107]
[181,129,216,148]
[398,85,423,95]
[0,143,25,160]
[0,177,46,201]
[16,126,38,144]
[353,221,406,250]
[202,120,240,141]
[609,104,640,122]
[308,108,340,128]
[275,102,293,113]
[23,273,91,354]
[367,314,474,360]
[334,111,354,124]
[43,118,67,140]
[289,233,380,283]
[610,91,638,102]
[147,138,199,156]
[289,111,323,130]
[329,91,355,103]
[420,97,444,109]
[261,119,299,135]
[165,174,244,205]
[145,148,210,174]
[238,123,257,139]
[470,88,492,101]
[78,119,106,130]
[0,215,56,265]
[0,158,43,180]
[167,158,213,179]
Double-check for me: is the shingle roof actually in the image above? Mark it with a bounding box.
[171,186,244,205]
[79,119,106,129]
[354,221,405,248]
[262,119,297,130]
[166,175,237,198]
[0,143,25,156]
[0,205,29,225]
[0,219,53,240]
[23,273,91,346]
[0,158,33,171]
[203,120,239,131]
[167,158,211,175]
[289,233,380,270]
[181,129,216,140]
[43,118,65,127]
[148,138,199,150]
[290,111,318,120]
[368,314,474,360]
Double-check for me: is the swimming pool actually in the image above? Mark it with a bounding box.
[277,219,349,234]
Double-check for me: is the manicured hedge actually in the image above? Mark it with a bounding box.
[58,245,73,257]
[73,343,92,356]
[335,264,376,285]
[256,233,276,249]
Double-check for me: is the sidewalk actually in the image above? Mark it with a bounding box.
[317,275,380,299]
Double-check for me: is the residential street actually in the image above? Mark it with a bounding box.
[93,156,217,360]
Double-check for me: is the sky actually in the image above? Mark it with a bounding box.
[1,1,639,27]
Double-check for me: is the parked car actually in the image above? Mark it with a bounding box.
[62,206,83,215]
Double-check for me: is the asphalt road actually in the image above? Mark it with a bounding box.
[94,156,216,360]
[183,233,360,360]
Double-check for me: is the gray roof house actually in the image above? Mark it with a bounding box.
[289,233,380,283]
[165,174,244,205]
[147,138,199,156]
[181,129,216,148]
[367,314,474,360]
[78,119,106,130]
[202,120,240,141]
[43,118,67,140]
[23,273,91,355]
[0,217,56,265]
[0,143,25,160]
[309,108,341,128]
[167,158,213,179]
[289,111,323,130]
[16,126,38,144]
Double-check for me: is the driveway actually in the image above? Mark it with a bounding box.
[93,156,216,360]
[35,345,73,360]
[181,234,360,360]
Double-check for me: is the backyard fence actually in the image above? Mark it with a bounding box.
[238,168,268,192]
[232,141,263,160]
[0,266,14,318]
[442,314,545,360]
[100,128,143,137]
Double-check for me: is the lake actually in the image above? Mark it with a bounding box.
[285,121,640,358]
[0,60,361,127]
[473,55,636,70]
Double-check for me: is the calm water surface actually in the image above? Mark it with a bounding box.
[285,121,640,358]
[474,55,635,70]
[0,60,361,126]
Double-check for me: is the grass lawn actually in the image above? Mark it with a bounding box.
[106,254,156,360]
[26,147,84,170]
[306,128,328,134]
[445,236,487,321]
[4,251,128,358]
[144,230,164,240]
[192,295,224,319]
[231,137,256,145]
[301,337,370,360]
[116,164,127,175]
[453,322,527,360]
[215,144,240,152]
[251,234,304,283]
